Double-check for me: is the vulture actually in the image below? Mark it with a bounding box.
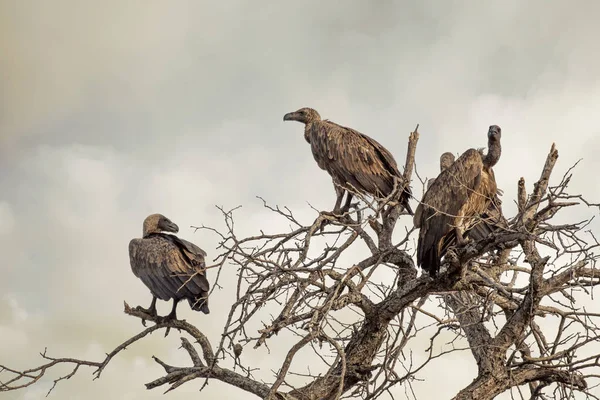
[426,152,456,190]
[129,213,210,320]
[415,152,456,229]
[417,151,507,237]
[414,125,502,277]
[283,107,412,215]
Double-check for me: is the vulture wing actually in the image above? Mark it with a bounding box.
[467,192,508,241]
[414,177,438,226]
[415,180,435,229]
[415,149,484,276]
[309,121,410,208]
[129,234,210,314]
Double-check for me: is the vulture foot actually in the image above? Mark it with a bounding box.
[135,305,157,316]
[340,202,360,214]
[156,313,179,337]
[135,296,158,326]
[159,302,179,324]
[158,312,184,337]
[135,305,158,326]
[161,311,178,323]
[316,210,341,231]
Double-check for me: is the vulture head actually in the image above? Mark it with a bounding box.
[439,152,455,171]
[142,213,179,237]
[488,125,501,142]
[283,107,321,124]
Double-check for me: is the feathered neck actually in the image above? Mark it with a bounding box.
[483,137,501,168]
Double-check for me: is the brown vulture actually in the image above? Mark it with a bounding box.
[129,213,210,320]
[417,151,507,238]
[426,152,456,190]
[283,107,412,215]
[414,125,502,277]
[415,152,456,229]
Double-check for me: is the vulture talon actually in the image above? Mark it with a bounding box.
[135,304,157,319]
[163,314,178,323]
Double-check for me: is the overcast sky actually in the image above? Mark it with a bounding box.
[2,1,600,399]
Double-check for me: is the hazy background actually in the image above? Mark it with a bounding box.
[2,1,600,398]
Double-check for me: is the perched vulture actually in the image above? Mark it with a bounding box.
[417,151,507,239]
[415,152,456,229]
[427,152,456,190]
[283,107,412,215]
[129,214,210,320]
[414,125,502,277]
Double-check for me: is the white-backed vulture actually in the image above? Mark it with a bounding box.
[417,151,508,251]
[129,214,210,320]
[415,152,456,229]
[414,125,502,277]
[283,107,412,215]
[427,152,456,190]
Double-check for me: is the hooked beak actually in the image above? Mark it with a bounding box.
[163,220,179,233]
[283,112,297,121]
[488,125,501,136]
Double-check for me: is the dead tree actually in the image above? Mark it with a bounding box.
[1,129,599,400]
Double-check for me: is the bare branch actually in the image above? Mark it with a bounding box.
[3,137,599,400]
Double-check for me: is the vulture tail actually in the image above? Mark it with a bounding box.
[189,295,210,314]
[417,234,441,277]
[394,185,413,215]
[402,191,414,215]
[422,247,441,277]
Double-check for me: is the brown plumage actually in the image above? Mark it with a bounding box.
[129,214,210,320]
[415,152,456,229]
[426,152,456,191]
[417,151,508,248]
[414,125,502,277]
[283,107,412,215]
[466,166,508,243]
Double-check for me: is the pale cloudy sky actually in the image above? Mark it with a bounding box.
[1,1,600,399]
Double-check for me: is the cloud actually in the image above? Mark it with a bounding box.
[0,202,15,235]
